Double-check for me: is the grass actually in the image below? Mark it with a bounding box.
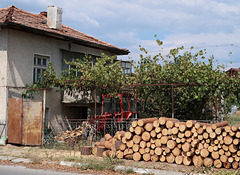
[215,170,240,175]
[225,112,240,125]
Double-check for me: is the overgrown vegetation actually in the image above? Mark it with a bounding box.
[23,39,240,120]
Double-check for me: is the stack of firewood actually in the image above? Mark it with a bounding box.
[92,131,125,157]
[55,121,92,146]
[94,117,240,169]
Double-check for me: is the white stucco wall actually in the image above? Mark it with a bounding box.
[4,29,116,132]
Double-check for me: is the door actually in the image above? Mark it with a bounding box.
[7,98,23,144]
[7,99,43,145]
[22,101,43,145]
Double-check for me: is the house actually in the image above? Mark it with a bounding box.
[226,67,240,78]
[0,5,129,141]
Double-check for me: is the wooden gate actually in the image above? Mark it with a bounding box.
[7,98,43,145]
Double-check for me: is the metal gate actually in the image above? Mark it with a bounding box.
[7,98,43,145]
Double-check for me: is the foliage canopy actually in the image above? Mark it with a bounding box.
[24,40,240,120]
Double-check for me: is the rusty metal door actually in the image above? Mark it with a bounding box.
[22,101,43,145]
[7,98,23,144]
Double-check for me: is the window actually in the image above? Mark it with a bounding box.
[121,61,132,74]
[62,50,97,77]
[33,55,50,83]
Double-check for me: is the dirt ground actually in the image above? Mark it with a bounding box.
[0,144,237,175]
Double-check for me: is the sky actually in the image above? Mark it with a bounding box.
[1,0,240,70]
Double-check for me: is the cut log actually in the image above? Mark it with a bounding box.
[186,120,196,128]
[125,154,133,160]
[232,161,239,169]
[165,147,171,154]
[151,155,159,162]
[138,117,158,126]
[133,135,141,144]
[145,147,150,153]
[197,127,204,134]
[162,128,168,136]
[102,150,110,157]
[206,126,213,134]
[135,126,144,135]
[203,157,213,167]
[126,140,134,148]
[97,146,106,157]
[185,130,192,138]
[132,144,140,152]
[229,144,238,153]
[80,146,93,155]
[167,140,177,149]
[143,153,151,161]
[223,162,231,169]
[125,132,132,140]
[155,127,161,133]
[224,126,231,132]
[92,146,97,155]
[150,130,156,138]
[139,148,145,154]
[172,147,181,156]
[182,142,191,152]
[133,152,141,161]
[224,135,233,145]
[104,134,112,141]
[172,127,179,135]
[193,155,203,167]
[200,148,209,158]
[211,151,219,159]
[166,120,175,129]
[142,132,151,141]
[153,120,159,128]
[145,123,153,131]
[183,156,192,166]
[158,155,165,162]
[233,138,240,145]
[140,141,146,148]
[129,126,135,133]
[166,153,175,163]
[175,155,183,165]
[159,117,178,126]
[131,121,138,128]
[116,150,124,159]
[104,141,113,150]
[155,139,161,147]
[160,136,169,144]
[214,159,222,168]
[215,128,222,135]
[179,124,187,132]
[120,143,126,151]
[232,125,238,132]
[211,121,228,130]
[155,147,163,156]
[109,150,116,158]
[220,155,228,163]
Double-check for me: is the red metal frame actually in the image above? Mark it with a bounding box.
[91,93,138,130]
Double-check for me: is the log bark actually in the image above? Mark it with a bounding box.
[97,146,106,157]
[211,121,228,130]
[138,117,158,126]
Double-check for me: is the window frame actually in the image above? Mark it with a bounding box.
[33,54,51,84]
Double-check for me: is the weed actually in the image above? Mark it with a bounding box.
[126,168,134,174]
[215,170,240,175]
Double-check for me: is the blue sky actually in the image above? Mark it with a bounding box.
[1,0,240,69]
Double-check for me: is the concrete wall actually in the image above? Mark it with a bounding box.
[4,29,116,134]
[0,29,8,136]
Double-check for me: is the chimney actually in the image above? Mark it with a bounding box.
[47,6,62,30]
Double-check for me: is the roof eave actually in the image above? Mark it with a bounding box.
[0,21,130,55]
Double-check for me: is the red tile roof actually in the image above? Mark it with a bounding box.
[0,6,129,55]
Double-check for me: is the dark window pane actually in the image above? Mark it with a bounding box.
[122,96,128,112]
[37,58,42,65]
[43,59,47,66]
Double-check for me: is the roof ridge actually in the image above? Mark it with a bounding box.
[5,5,15,22]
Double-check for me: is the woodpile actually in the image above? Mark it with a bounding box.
[94,117,240,169]
[55,121,92,146]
